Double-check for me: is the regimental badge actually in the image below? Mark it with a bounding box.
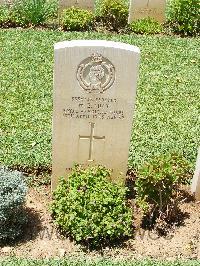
[76,53,115,94]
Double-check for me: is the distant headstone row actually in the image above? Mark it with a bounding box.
[1,0,166,23]
[59,0,166,23]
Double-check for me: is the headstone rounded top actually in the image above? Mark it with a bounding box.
[54,40,140,54]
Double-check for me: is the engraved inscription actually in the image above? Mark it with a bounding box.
[77,53,115,94]
[63,96,125,120]
[135,7,163,15]
[79,122,105,162]
[66,166,114,172]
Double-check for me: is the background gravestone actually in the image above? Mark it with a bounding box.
[128,0,166,23]
[52,40,140,190]
[0,0,12,4]
[191,148,200,200]
[59,0,94,11]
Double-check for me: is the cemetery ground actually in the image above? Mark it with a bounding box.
[0,28,200,262]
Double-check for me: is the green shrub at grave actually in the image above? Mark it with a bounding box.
[129,17,164,35]
[12,0,58,26]
[61,7,94,31]
[51,165,133,247]
[167,0,200,36]
[0,5,11,26]
[135,153,192,213]
[0,168,28,242]
[97,0,129,31]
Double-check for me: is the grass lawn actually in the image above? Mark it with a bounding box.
[1,258,200,266]
[0,29,199,172]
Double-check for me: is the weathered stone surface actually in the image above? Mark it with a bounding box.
[59,0,94,11]
[128,0,166,23]
[52,40,140,190]
[191,148,200,200]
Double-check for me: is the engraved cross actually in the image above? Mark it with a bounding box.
[79,122,105,162]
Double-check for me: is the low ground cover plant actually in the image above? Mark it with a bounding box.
[0,168,28,243]
[129,18,164,34]
[2,257,200,266]
[51,165,133,247]
[134,153,192,227]
[11,0,58,26]
[96,0,129,31]
[61,7,94,31]
[167,0,200,36]
[0,5,11,26]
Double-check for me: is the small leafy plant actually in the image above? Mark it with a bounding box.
[135,153,192,213]
[51,165,133,247]
[12,0,58,26]
[0,168,28,243]
[61,7,94,31]
[0,4,12,26]
[96,0,129,31]
[129,17,164,34]
[167,0,200,36]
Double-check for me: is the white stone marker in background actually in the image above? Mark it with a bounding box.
[0,0,12,4]
[128,0,166,24]
[52,40,140,190]
[59,0,94,11]
[191,148,200,200]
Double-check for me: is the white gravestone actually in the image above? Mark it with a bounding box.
[59,0,94,11]
[191,148,200,200]
[128,0,166,23]
[52,40,140,190]
[0,0,12,4]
